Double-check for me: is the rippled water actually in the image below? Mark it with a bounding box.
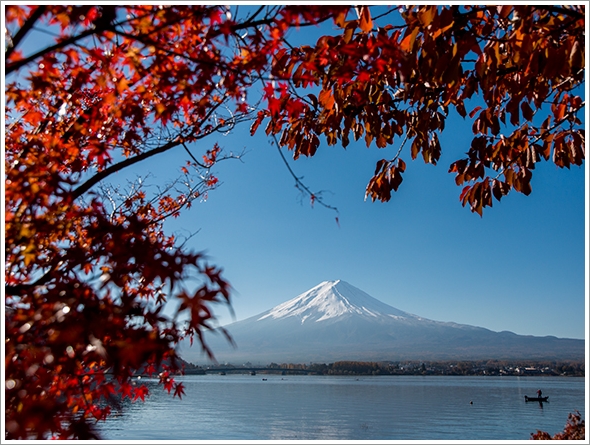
[98,375,585,440]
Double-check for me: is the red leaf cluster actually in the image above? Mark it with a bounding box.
[531,411,585,440]
[251,5,585,214]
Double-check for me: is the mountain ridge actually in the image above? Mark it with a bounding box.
[181,280,584,363]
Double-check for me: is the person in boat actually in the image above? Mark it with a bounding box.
[536,389,543,398]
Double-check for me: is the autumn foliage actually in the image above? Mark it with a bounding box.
[4,5,585,439]
[531,411,585,440]
[256,5,585,215]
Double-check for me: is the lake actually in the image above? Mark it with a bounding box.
[98,375,585,441]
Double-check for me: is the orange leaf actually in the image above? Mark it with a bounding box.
[116,77,128,94]
[155,103,166,115]
[359,7,373,33]
[400,27,419,53]
[418,7,436,27]
[319,88,335,110]
[554,103,567,121]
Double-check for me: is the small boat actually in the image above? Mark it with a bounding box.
[525,395,549,402]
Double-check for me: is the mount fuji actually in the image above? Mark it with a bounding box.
[182,280,584,364]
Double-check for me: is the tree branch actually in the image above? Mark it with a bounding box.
[5,6,153,74]
[5,5,47,60]
[6,26,104,75]
[71,138,183,200]
[271,134,339,215]
[240,5,266,27]
[231,8,340,32]
[534,5,585,20]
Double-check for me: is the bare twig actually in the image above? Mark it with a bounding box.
[271,134,339,216]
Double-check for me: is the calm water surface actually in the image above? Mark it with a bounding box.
[98,375,585,440]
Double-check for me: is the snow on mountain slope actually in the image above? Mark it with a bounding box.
[257,280,419,323]
[181,280,585,363]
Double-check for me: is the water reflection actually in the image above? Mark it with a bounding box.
[97,375,584,441]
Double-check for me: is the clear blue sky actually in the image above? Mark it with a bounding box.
[143,6,588,341]
[151,106,587,340]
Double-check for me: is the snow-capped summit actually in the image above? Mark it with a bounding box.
[258,280,416,323]
[182,280,584,364]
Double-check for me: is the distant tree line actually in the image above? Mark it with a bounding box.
[215,360,585,377]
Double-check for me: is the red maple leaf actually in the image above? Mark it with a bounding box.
[120,383,133,400]
[133,384,149,402]
[173,382,185,399]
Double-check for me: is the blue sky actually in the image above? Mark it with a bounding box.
[155,103,587,340]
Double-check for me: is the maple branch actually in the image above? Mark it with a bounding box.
[109,28,241,77]
[5,7,152,74]
[149,182,204,225]
[5,5,47,60]
[124,8,195,39]
[533,5,585,20]
[234,14,338,31]
[71,139,182,201]
[271,134,339,215]
[371,8,400,22]
[390,129,410,164]
[70,106,245,202]
[239,5,267,27]
[490,106,585,181]
[6,26,105,75]
[181,142,207,168]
